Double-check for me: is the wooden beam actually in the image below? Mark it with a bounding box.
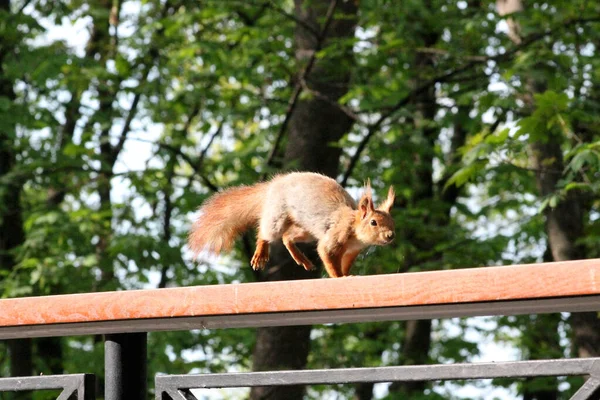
[1,259,599,339]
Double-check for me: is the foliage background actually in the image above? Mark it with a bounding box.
[1,0,599,399]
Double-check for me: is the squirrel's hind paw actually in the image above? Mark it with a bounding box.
[301,260,315,271]
[251,240,270,270]
[250,254,269,270]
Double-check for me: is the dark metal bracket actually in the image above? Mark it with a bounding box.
[0,373,95,400]
[155,358,600,400]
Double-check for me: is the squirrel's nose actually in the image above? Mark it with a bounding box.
[386,231,395,241]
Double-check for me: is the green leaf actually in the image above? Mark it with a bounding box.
[444,161,486,189]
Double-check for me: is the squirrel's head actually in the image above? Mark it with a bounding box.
[355,181,396,246]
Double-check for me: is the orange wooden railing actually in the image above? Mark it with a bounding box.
[1,259,599,340]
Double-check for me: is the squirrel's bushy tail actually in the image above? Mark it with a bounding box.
[188,182,267,256]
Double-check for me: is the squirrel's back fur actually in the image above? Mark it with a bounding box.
[188,182,267,255]
[188,172,352,255]
[259,172,355,241]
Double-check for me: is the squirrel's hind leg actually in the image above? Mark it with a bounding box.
[252,204,288,271]
[282,225,315,271]
[250,239,269,270]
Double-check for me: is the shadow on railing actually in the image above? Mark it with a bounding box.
[1,259,599,400]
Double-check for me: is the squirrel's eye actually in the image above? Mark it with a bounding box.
[370,219,377,226]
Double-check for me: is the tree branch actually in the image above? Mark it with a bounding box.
[415,47,488,62]
[157,133,180,289]
[298,79,360,122]
[340,14,600,186]
[16,0,33,14]
[156,142,219,192]
[225,0,321,39]
[110,2,173,162]
[113,88,143,160]
[197,121,223,168]
[263,1,321,39]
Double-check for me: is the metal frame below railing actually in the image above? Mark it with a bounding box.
[0,374,95,400]
[155,359,600,400]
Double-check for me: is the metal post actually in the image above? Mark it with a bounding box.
[105,332,147,400]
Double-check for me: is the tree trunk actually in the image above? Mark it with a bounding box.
[354,382,375,400]
[249,1,357,399]
[0,1,33,395]
[530,140,599,358]
[498,0,599,381]
[497,2,593,398]
[389,320,432,395]
[7,338,33,400]
[94,0,119,291]
[85,1,122,396]
[497,0,600,362]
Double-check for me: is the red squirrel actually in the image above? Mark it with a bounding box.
[188,172,395,278]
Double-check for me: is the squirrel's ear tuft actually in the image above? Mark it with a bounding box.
[378,186,395,213]
[364,179,372,195]
[359,180,374,219]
